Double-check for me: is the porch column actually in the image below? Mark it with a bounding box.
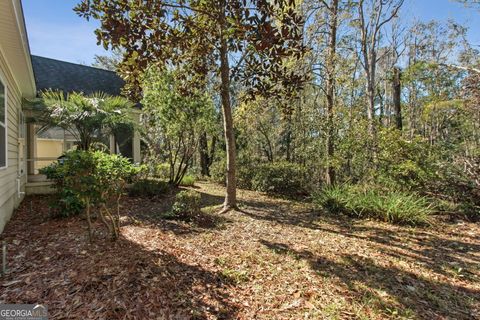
[26,123,37,175]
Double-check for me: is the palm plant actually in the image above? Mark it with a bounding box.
[38,91,134,151]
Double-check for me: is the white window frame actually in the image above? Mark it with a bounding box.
[0,71,7,170]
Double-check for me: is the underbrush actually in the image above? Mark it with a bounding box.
[128,179,170,197]
[179,175,196,187]
[251,162,307,197]
[210,160,307,198]
[313,185,434,225]
[165,190,202,221]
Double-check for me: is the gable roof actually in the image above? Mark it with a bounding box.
[31,55,124,96]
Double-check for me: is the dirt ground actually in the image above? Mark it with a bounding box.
[1,182,479,319]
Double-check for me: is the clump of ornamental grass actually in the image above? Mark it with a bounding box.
[313,184,434,225]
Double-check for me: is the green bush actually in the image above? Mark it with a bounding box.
[251,162,307,197]
[179,175,196,187]
[54,189,85,217]
[41,150,143,239]
[41,162,84,217]
[170,190,202,221]
[209,157,255,189]
[154,163,170,179]
[128,179,170,197]
[377,128,437,190]
[209,158,226,184]
[432,160,480,221]
[313,185,434,225]
[211,159,307,197]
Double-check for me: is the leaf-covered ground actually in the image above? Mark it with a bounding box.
[1,182,479,319]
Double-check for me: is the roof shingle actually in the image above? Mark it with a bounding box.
[31,55,124,96]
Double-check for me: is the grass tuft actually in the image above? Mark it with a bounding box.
[313,185,434,225]
[180,175,196,187]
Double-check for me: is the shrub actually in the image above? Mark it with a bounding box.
[129,179,170,197]
[41,163,84,217]
[41,150,143,240]
[251,162,307,197]
[179,175,196,187]
[209,158,226,185]
[211,160,307,197]
[209,157,255,189]
[432,159,480,221]
[377,128,437,190]
[56,189,85,217]
[170,190,202,221]
[313,185,434,225]
[154,163,170,179]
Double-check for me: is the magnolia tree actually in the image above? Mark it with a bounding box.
[75,0,306,212]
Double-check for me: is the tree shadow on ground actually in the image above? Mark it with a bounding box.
[260,239,480,319]
[1,196,240,319]
[74,234,239,319]
[239,197,480,284]
[122,188,232,235]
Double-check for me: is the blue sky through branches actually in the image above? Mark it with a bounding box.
[22,0,480,65]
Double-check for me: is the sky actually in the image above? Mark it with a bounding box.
[22,0,480,66]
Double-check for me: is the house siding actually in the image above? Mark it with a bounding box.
[0,48,26,233]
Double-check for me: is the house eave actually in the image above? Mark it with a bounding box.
[0,0,36,98]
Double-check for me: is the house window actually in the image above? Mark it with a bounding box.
[0,78,6,169]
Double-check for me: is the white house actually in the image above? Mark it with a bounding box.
[0,0,35,232]
[0,0,141,233]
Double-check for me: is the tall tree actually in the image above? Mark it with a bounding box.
[141,69,216,186]
[305,0,353,185]
[392,66,402,130]
[75,0,306,211]
[355,0,404,152]
[324,0,340,185]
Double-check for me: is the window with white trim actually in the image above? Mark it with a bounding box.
[0,78,6,169]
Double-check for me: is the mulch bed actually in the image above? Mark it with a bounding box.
[1,183,479,319]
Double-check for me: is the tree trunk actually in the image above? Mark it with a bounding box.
[284,117,292,162]
[199,132,210,176]
[366,60,377,139]
[219,14,237,211]
[325,0,339,186]
[392,67,402,130]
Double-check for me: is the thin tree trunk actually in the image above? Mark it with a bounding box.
[208,136,217,168]
[219,8,237,211]
[325,0,339,186]
[366,60,377,140]
[199,132,210,176]
[284,116,292,162]
[392,67,402,130]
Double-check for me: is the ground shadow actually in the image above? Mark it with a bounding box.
[238,196,480,284]
[122,188,232,235]
[1,195,239,319]
[260,239,480,319]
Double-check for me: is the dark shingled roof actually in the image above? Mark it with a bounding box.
[31,55,124,96]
